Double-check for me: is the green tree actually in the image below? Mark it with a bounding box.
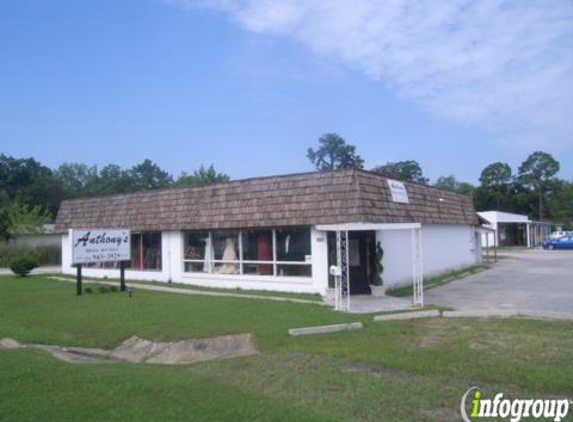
[434,175,475,195]
[477,162,513,210]
[55,163,98,199]
[130,159,173,191]
[546,180,573,228]
[371,160,428,184]
[0,154,63,215]
[6,203,52,235]
[175,164,230,187]
[479,162,512,188]
[457,182,476,196]
[96,164,136,195]
[434,175,458,191]
[0,189,11,240]
[517,151,560,220]
[307,133,364,171]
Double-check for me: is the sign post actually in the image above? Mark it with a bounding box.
[71,229,131,295]
[120,261,126,292]
[76,264,82,296]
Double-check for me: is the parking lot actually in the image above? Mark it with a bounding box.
[425,249,573,314]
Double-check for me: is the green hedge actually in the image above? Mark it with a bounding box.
[0,244,61,267]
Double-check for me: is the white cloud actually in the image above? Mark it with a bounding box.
[170,0,573,150]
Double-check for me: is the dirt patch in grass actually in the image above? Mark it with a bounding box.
[418,319,447,349]
[420,408,460,422]
[342,361,422,379]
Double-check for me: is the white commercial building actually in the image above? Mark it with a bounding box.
[56,169,482,307]
[477,211,552,248]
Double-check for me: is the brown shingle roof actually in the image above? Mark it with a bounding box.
[54,169,478,232]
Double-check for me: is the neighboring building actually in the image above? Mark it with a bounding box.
[55,169,481,298]
[477,211,552,248]
[11,224,61,248]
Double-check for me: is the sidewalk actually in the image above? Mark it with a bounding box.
[47,276,327,307]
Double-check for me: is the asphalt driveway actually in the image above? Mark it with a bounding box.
[425,249,573,313]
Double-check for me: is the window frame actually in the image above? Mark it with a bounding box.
[182,227,312,279]
[130,231,163,272]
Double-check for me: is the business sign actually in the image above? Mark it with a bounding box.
[72,229,131,264]
[387,179,410,204]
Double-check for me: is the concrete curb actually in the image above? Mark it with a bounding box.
[442,310,519,318]
[517,311,573,322]
[373,310,440,321]
[288,322,363,336]
[442,309,573,321]
[47,276,326,306]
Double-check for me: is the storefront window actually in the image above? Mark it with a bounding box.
[129,232,162,271]
[275,227,312,276]
[182,227,311,278]
[241,229,273,275]
[183,231,210,273]
[276,228,311,262]
[212,230,239,274]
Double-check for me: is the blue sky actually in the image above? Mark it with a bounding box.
[1,0,572,183]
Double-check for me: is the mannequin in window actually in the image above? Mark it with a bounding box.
[217,237,239,274]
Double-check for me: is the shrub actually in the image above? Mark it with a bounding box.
[372,242,384,286]
[0,244,61,267]
[84,287,94,294]
[9,256,39,277]
[29,244,61,266]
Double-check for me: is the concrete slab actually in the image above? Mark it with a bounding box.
[518,310,573,322]
[373,309,440,321]
[288,322,363,336]
[442,310,519,318]
[322,294,413,314]
[0,338,21,350]
[0,334,258,364]
[442,309,573,322]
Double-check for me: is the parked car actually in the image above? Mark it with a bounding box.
[543,236,573,250]
[549,230,573,239]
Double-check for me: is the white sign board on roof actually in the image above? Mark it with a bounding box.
[72,229,131,264]
[387,179,409,204]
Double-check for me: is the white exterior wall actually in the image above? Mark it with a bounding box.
[62,225,479,294]
[61,228,329,295]
[377,225,479,288]
[376,229,413,289]
[478,211,533,248]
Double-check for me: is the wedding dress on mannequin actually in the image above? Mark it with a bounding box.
[217,237,239,274]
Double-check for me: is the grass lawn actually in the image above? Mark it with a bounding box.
[387,264,490,297]
[1,275,572,422]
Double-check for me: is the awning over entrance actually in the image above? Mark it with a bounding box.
[316,222,424,312]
